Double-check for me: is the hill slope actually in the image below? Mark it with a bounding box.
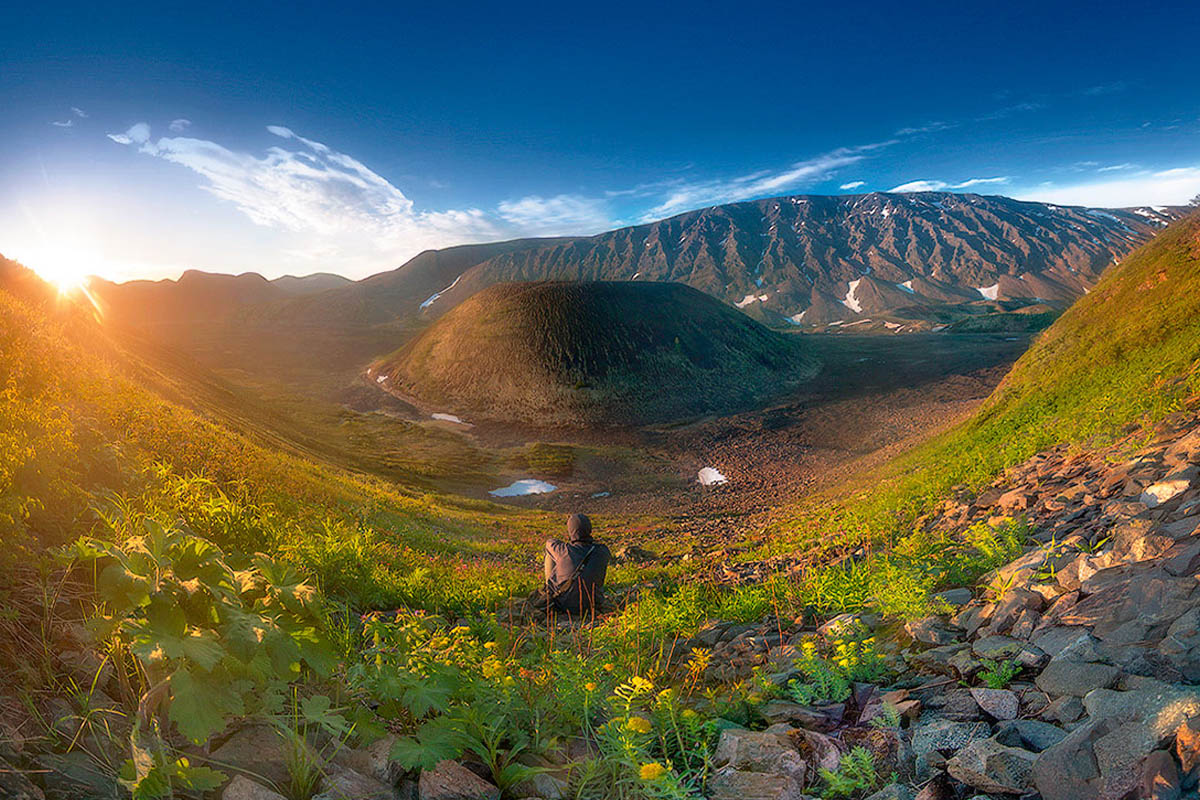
[374,281,818,425]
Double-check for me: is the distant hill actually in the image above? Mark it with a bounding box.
[253,192,1182,333]
[373,281,818,426]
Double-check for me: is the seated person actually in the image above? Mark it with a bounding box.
[543,513,611,616]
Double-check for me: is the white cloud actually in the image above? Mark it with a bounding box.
[638,141,894,220]
[895,121,953,136]
[71,107,88,118]
[1017,166,1200,207]
[107,122,504,275]
[108,122,152,146]
[839,180,866,190]
[51,119,74,128]
[1097,163,1136,172]
[497,194,613,236]
[169,118,192,133]
[890,176,1010,192]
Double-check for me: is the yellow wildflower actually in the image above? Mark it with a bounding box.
[483,641,497,650]
[450,625,471,635]
[639,762,666,781]
[630,675,653,693]
[626,716,653,734]
[503,675,516,687]
[584,682,597,692]
[603,663,615,672]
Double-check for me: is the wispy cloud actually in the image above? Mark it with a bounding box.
[169,118,192,133]
[51,107,89,128]
[497,194,613,236]
[107,122,502,275]
[889,176,1010,193]
[839,180,866,190]
[1082,81,1130,97]
[637,141,895,221]
[1097,163,1137,172]
[894,121,953,136]
[71,107,88,118]
[1017,166,1200,207]
[975,101,1046,122]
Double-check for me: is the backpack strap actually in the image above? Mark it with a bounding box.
[547,544,597,601]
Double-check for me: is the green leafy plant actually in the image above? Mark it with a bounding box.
[978,658,1020,690]
[819,746,887,798]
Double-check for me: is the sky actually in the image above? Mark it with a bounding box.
[2,0,1200,283]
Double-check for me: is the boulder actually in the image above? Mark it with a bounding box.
[223,776,287,800]
[1033,685,1200,800]
[1140,750,1180,800]
[1141,474,1193,508]
[968,688,1018,721]
[315,768,393,800]
[933,588,973,608]
[994,719,1067,753]
[713,728,807,781]
[706,768,809,800]
[210,725,304,788]
[760,701,840,730]
[864,785,915,800]
[1034,659,1120,697]
[946,739,1036,795]
[905,617,960,646]
[0,755,45,800]
[419,760,501,800]
[331,734,400,785]
[911,718,991,758]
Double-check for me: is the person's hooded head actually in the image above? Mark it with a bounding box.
[567,513,593,543]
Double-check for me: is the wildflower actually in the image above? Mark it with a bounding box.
[584,682,597,692]
[603,663,615,672]
[639,762,666,781]
[630,675,653,693]
[503,675,516,687]
[681,709,698,719]
[450,625,471,635]
[483,641,497,650]
[626,716,653,734]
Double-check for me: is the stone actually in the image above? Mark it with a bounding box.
[1029,627,1099,661]
[223,775,288,800]
[969,688,1018,721]
[331,734,399,785]
[712,728,807,781]
[760,700,839,730]
[1141,750,1180,800]
[1033,685,1200,800]
[0,755,45,800]
[933,588,973,608]
[911,718,991,758]
[419,760,501,800]
[933,687,982,721]
[971,636,1023,661]
[994,719,1067,753]
[946,739,1036,795]
[1142,476,1193,508]
[907,643,968,675]
[905,617,960,646]
[1034,659,1120,697]
[1176,717,1200,780]
[210,725,304,788]
[315,768,393,800]
[1040,695,1084,724]
[864,785,915,800]
[705,768,809,800]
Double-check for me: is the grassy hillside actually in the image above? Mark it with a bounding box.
[763,210,1200,559]
[0,268,579,613]
[378,281,819,425]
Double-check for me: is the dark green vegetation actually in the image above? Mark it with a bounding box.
[377,281,819,425]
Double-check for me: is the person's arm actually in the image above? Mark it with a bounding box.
[543,541,556,586]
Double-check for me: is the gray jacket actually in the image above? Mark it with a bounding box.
[544,538,611,614]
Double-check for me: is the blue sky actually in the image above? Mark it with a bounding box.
[3,0,1200,282]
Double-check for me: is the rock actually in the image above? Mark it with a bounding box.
[971,636,1024,661]
[968,688,1018,721]
[934,687,983,722]
[706,768,809,800]
[946,739,1036,795]
[1040,695,1084,724]
[223,775,287,800]
[210,725,304,788]
[419,760,501,800]
[760,701,839,730]
[613,545,655,562]
[331,735,399,785]
[911,718,991,758]
[994,719,1067,753]
[1176,717,1200,781]
[1033,685,1200,800]
[1141,750,1180,800]
[864,785,915,800]
[933,588,973,608]
[315,768,393,800]
[907,644,968,676]
[1142,475,1193,507]
[905,617,961,646]
[1034,659,1120,697]
[712,728,807,781]
[0,755,45,800]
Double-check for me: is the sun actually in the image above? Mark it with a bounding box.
[27,248,97,294]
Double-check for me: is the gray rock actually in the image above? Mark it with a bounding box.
[331,735,399,785]
[1040,695,1084,724]
[1034,659,1120,697]
[947,739,1036,795]
[760,700,837,729]
[933,588,973,608]
[419,760,500,800]
[1140,750,1180,800]
[315,768,393,800]
[969,688,1018,721]
[0,755,45,800]
[705,767,809,800]
[994,719,1067,753]
[971,636,1023,660]
[864,784,915,800]
[223,776,288,800]
[911,718,991,758]
[1033,685,1200,800]
[210,725,305,788]
[906,617,961,646]
[713,728,807,780]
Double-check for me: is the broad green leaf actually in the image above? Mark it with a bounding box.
[169,668,243,743]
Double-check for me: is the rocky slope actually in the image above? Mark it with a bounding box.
[423,193,1181,328]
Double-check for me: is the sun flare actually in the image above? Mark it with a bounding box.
[25,247,98,294]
